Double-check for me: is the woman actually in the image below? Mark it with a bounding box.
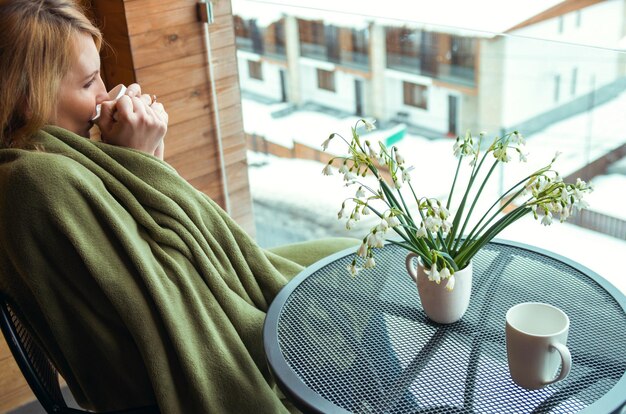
[0,0,167,156]
[0,1,356,413]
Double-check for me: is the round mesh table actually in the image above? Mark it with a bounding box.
[264,240,626,414]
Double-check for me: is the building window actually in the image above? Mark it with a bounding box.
[403,81,428,109]
[571,68,578,96]
[248,60,263,80]
[317,69,336,92]
[554,74,561,102]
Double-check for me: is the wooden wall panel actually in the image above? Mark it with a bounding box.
[123,0,253,237]
[0,337,35,412]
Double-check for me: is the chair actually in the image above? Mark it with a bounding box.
[0,294,158,414]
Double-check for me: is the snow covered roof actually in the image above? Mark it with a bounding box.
[233,0,566,37]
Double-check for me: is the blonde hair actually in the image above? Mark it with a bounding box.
[0,0,102,148]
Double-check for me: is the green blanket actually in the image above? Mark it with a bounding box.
[0,126,358,413]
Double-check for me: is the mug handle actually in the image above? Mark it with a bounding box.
[405,252,419,283]
[543,342,572,386]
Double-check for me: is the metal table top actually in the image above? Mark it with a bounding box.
[264,240,626,414]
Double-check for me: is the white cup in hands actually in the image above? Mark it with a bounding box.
[506,302,572,390]
[91,84,126,122]
[95,83,168,157]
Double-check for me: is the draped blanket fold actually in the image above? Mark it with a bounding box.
[0,127,354,413]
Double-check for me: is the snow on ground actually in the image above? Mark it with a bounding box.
[244,87,626,295]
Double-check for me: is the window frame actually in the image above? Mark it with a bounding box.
[317,68,336,92]
[403,81,428,110]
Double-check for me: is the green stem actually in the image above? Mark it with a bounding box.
[452,160,499,252]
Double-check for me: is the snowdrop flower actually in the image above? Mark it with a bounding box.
[541,211,553,226]
[354,209,361,220]
[425,216,442,232]
[366,231,385,248]
[428,267,441,284]
[453,140,462,158]
[364,256,376,268]
[357,243,368,257]
[402,166,415,182]
[559,206,571,222]
[416,226,427,238]
[494,146,511,162]
[376,219,389,232]
[322,163,333,176]
[356,186,366,198]
[344,171,358,182]
[511,131,525,145]
[439,267,451,280]
[386,215,401,227]
[445,275,456,291]
[363,119,377,131]
[346,219,355,230]
[347,262,360,276]
[394,178,402,189]
[337,205,346,219]
[339,163,349,174]
[518,151,528,162]
[362,205,371,215]
[441,219,452,233]
[394,147,405,165]
[321,134,334,151]
[367,144,378,159]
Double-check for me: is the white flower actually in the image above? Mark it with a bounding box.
[353,209,361,220]
[337,206,346,219]
[362,205,371,215]
[559,206,570,222]
[519,151,528,162]
[394,178,402,189]
[347,263,360,276]
[321,134,333,151]
[376,219,389,232]
[357,243,368,257]
[425,216,442,232]
[386,215,401,227]
[416,226,427,238]
[394,148,405,165]
[441,219,452,233]
[439,267,451,280]
[368,145,378,159]
[346,219,355,230]
[364,119,377,131]
[541,211,553,226]
[494,146,511,162]
[344,171,358,182]
[364,256,376,268]
[339,164,349,174]
[402,166,415,182]
[322,164,333,176]
[445,275,456,291]
[429,267,441,284]
[375,232,385,247]
[511,131,525,145]
[356,187,366,198]
[453,140,462,158]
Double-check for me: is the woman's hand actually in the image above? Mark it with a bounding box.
[96,83,168,159]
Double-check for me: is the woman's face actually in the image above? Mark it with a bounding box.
[52,32,108,138]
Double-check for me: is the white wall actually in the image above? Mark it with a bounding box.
[299,60,358,114]
[383,69,449,133]
[237,54,285,102]
[498,1,623,128]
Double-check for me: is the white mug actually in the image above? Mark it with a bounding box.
[505,302,571,390]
